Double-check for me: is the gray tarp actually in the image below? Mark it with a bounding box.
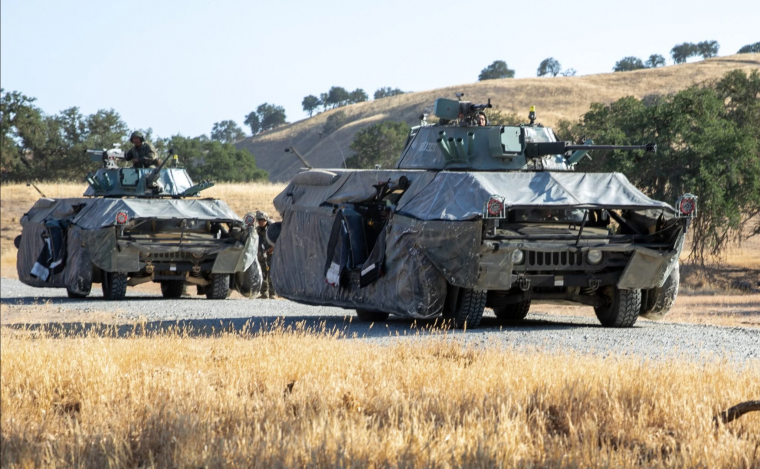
[271,208,450,318]
[73,198,241,229]
[275,170,675,221]
[272,169,684,317]
[18,197,253,290]
[397,172,675,220]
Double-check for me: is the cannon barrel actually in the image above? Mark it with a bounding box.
[524,141,656,159]
[564,144,656,152]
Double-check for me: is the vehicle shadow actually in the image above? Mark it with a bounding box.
[3,313,599,339]
[0,295,209,306]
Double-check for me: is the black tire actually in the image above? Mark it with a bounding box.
[444,287,487,329]
[594,286,641,327]
[66,288,88,299]
[206,274,231,299]
[640,262,680,320]
[355,309,389,322]
[160,281,186,299]
[102,271,128,300]
[493,300,531,321]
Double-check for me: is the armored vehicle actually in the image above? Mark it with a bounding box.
[269,97,696,328]
[15,146,262,300]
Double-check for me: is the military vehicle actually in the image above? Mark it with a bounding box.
[269,96,696,328]
[15,145,262,300]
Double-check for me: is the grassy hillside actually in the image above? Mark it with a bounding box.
[236,54,760,182]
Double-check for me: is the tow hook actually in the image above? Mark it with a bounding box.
[191,264,201,274]
[588,277,601,292]
[517,275,531,292]
[145,263,154,274]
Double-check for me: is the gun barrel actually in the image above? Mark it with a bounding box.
[524,141,656,159]
[565,144,651,152]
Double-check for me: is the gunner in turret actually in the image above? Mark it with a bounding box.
[125,131,159,168]
[476,112,487,126]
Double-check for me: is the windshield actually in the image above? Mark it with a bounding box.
[514,208,586,223]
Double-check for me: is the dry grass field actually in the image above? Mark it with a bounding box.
[1,325,759,468]
[237,54,760,182]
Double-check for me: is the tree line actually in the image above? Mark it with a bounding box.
[477,40,759,80]
[0,89,267,183]
[300,86,406,117]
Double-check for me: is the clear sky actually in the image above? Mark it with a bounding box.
[2,0,758,138]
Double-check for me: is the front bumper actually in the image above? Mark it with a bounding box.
[474,234,684,291]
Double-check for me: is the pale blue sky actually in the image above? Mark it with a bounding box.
[2,0,758,138]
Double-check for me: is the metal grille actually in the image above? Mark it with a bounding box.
[528,251,584,268]
[150,252,195,260]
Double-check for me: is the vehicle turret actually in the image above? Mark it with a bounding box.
[83,145,214,198]
[396,96,655,172]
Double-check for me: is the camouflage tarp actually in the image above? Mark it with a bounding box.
[271,170,681,318]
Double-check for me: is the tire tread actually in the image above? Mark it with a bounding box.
[206,274,230,299]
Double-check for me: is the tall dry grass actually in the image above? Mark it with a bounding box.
[1,324,758,468]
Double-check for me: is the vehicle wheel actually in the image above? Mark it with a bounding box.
[355,309,389,322]
[594,286,640,327]
[493,300,531,321]
[640,262,680,320]
[66,288,88,299]
[160,281,186,299]
[206,274,231,299]
[443,287,487,329]
[102,271,128,300]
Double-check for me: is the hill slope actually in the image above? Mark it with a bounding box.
[237,54,760,182]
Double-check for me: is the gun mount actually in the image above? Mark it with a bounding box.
[393,100,657,172]
[84,144,213,198]
[434,95,493,126]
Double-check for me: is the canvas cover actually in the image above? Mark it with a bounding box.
[18,197,252,290]
[72,198,241,229]
[275,170,675,220]
[271,169,682,317]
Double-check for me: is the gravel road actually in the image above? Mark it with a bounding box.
[2,278,759,363]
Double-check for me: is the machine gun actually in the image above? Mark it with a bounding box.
[434,95,493,125]
[146,148,178,189]
[86,144,125,169]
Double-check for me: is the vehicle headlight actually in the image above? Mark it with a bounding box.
[587,250,603,265]
[511,249,524,265]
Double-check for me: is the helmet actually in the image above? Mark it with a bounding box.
[255,211,269,221]
[130,131,145,142]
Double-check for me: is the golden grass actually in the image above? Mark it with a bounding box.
[240,54,760,181]
[1,325,758,468]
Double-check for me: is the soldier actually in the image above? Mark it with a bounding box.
[476,112,487,126]
[255,211,275,299]
[125,131,159,168]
